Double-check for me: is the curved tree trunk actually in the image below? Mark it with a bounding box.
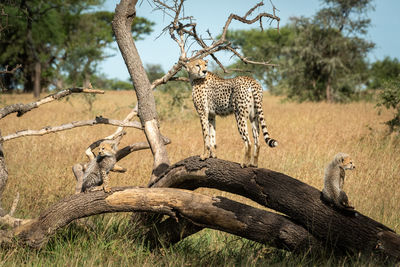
[6,187,319,252]
[112,0,170,184]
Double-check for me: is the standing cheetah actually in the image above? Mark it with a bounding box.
[185,59,278,167]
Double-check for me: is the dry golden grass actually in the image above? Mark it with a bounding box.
[0,90,399,234]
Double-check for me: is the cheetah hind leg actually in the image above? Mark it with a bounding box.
[209,115,217,158]
[235,112,252,168]
[240,140,252,168]
[250,114,260,168]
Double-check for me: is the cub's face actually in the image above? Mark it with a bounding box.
[98,142,116,157]
[341,156,355,170]
[185,59,208,79]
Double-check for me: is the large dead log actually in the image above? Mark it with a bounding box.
[147,156,400,259]
[0,187,319,251]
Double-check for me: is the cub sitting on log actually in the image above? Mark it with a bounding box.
[321,153,355,211]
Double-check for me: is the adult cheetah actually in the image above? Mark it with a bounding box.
[185,58,278,167]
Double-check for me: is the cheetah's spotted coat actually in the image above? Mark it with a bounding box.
[186,59,278,167]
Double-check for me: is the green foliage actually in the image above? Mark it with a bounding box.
[145,63,165,83]
[369,57,400,89]
[145,64,192,120]
[284,16,373,102]
[0,1,154,92]
[226,0,375,103]
[377,77,400,133]
[226,27,294,95]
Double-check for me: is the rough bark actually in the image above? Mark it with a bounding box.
[33,62,41,98]
[112,0,170,183]
[147,156,400,259]
[1,187,318,252]
[0,131,7,216]
[326,76,333,103]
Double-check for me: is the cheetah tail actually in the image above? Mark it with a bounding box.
[261,123,278,147]
[258,109,278,148]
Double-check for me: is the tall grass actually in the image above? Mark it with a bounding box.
[0,91,398,265]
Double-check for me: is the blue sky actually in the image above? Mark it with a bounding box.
[99,0,400,81]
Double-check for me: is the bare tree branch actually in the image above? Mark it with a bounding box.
[0,86,105,120]
[149,1,280,89]
[0,64,22,75]
[0,192,32,228]
[0,116,142,142]
[73,136,172,194]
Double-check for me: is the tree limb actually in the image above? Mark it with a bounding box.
[0,116,142,142]
[84,106,139,160]
[149,1,280,89]
[73,137,172,194]
[0,64,22,75]
[1,187,319,252]
[0,86,104,120]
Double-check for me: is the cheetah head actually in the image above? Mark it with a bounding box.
[335,153,355,170]
[185,59,208,80]
[98,142,117,157]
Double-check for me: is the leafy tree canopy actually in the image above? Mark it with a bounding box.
[369,57,400,90]
[0,0,154,93]
[226,0,376,102]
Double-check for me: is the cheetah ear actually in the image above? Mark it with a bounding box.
[205,59,208,64]
[112,142,118,151]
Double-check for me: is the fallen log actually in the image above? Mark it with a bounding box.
[0,187,319,252]
[147,156,400,259]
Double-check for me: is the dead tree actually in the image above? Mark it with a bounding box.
[0,0,398,262]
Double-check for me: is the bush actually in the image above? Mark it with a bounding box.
[377,78,400,133]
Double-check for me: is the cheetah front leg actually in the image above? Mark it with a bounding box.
[101,170,111,193]
[208,114,217,158]
[199,113,212,160]
[90,170,111,193]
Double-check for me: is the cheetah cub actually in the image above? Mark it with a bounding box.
[322,153,355,210]
[81,141,118,193]
[185,59,278,168]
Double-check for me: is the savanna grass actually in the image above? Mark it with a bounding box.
[0,90,398,265]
